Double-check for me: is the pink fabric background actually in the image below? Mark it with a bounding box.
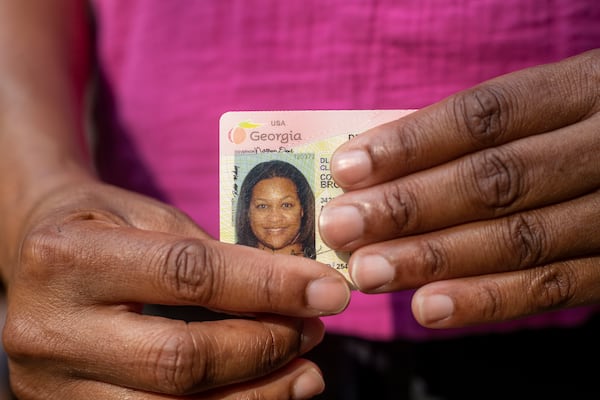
[91,0,600,340]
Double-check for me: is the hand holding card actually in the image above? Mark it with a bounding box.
[219,110,415,286]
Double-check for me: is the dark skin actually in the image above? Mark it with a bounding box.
[0,1,350,398]
[2,0,598,398]
[319,49,600,328]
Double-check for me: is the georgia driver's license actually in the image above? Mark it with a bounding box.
[219,109,415,286]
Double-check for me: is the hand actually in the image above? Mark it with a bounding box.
[319,49,600,328]
[2,181,350,399]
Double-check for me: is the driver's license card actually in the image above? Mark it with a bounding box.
[219,109,415,285]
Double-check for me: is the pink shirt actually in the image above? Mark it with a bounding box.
[91,0,600,340]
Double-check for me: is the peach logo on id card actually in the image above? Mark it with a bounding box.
[219,110,414,285]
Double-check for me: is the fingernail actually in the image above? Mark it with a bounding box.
[319,205,364,248]
[306,277,350,314]
[350,254,395,291]
[292,368,325,399]
[300,318,325,354]
[416,294,454,324]
[331,150,372,186]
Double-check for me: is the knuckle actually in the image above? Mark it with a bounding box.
[526,263,577,310]
[452,85,510,148]
[463,147,524,211]
[18,227,67,280]
[376,185,420,235]
[146,328,206,395]
[241,321,301,375]
[504,213,550,269]
[261,326,290,371]
[379,118,423,171]
[417,239,449,280]
[475,281,505,321]
[158,239,224,303]
[2,314,44,361]
[3,306,70,368]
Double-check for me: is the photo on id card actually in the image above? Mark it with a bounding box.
[219,109,415,286]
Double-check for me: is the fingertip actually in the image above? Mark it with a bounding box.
[305,277,351,315]
[412,291,455,327]
[331,149,372,187]
[292,367,325,399]
[349,253,395,292]
[318,205,364,249]
[299,318,325,354]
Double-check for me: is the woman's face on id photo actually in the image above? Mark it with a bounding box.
[249,177,303,250]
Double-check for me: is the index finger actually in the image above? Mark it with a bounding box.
[330,50,600,190]
[24,219,351,317]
